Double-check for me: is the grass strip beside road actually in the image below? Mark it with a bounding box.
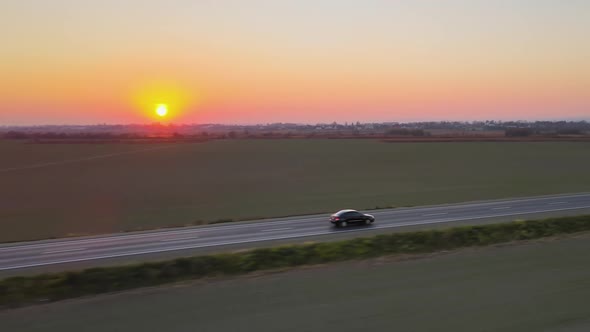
[2,214,590,309]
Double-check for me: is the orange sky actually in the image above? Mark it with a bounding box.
[1,0,589,124]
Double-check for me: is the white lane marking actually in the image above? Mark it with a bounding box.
[159,236,198,242]
[0,219,312,253]
[422,212,448,217]
[2,193,590,252]
[260,227,293,233]
[5,204,590,271]
[491,206,512,210]
[42,248,87,255]
[548,201,568,205]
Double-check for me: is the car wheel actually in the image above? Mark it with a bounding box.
[365,219,372,225]
[339,221,348,227]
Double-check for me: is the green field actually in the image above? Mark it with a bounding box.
[3,233,590,332]
[1,139,589,242]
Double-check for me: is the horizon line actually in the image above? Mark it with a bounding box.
[2,118,590,128]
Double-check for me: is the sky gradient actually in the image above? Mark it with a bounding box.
[1,0,589,125]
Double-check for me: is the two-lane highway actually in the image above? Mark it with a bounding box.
[2,193,590,273]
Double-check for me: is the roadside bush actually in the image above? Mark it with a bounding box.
[1,214,590,308]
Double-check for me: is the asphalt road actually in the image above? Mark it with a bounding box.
[1,193,590,273]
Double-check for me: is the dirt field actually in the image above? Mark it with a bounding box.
[3,233,590,332]
[1,139,589,242]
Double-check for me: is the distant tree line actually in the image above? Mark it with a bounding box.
[1,131,190,140]
[385,128,429,136]
[2,131,133,139]
[3,120,588,140]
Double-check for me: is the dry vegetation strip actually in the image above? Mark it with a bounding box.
[1,214,589,309]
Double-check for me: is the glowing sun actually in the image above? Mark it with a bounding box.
[155,104,168,117]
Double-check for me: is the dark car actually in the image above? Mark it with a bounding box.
[329,209,375,227]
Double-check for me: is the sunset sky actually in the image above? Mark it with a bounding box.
[1,0,589,125]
